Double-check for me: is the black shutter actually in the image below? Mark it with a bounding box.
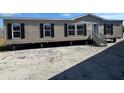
[51,24,54,37]
[104,24,107,35]
[111,24,113,35]
[64,24,68,37]
[40,23,44,38]
[21,23,25,39]
[7,23,12,39]
[84,24,87,36]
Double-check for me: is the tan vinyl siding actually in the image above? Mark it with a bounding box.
[104,25,123,38]
[113,25,123,37]
[4,20,91,45]
[54,24,64,38]
[25,24,40,40]
[3,15,123,45]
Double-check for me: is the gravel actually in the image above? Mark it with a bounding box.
[0,39,124,80]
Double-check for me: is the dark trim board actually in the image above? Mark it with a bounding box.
[7,23,12,39]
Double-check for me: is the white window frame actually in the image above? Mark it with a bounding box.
[76,24,85,35]
[12,23,21,39]
[43,23,51,37]
[67,24,76,36]
[106,24,112,34]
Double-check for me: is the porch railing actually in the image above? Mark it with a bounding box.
[92,33,107,46]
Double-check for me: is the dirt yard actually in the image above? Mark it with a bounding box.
[0,39,124,80]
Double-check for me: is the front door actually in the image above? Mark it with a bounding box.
[93,24,98,35]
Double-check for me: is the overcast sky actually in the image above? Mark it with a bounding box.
[0,13,124,29]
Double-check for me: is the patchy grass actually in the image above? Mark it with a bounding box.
[0,38,4,47]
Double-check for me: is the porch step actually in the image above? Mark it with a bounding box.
[92,33,107,46]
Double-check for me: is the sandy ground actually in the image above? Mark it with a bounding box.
[0,39,124,80]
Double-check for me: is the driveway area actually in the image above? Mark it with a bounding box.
[0,39,124,80]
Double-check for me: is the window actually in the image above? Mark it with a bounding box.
[77,24,84,35]
[106,24,112,34]
[44,23,51,37]
[68,24,75,35]
[12,23,21,39]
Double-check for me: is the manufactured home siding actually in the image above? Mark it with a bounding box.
[103,21,123,38]
[4,20,90,45]
[105,25,123,38]
[25,24,40,40]
[3,15,123,45]
[54,24,64,38]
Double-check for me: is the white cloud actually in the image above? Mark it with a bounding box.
[61,13,71,17]
[97,13,124,20]
[0,13,21,17]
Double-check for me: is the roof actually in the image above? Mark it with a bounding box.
[72,13,106,21]
[1,13,123,22]
[105,19,123,22]
[2,17,71,21]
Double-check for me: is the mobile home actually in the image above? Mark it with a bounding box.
[3,14,123,49]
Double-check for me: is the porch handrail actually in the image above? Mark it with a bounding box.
[92,32,107,46]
